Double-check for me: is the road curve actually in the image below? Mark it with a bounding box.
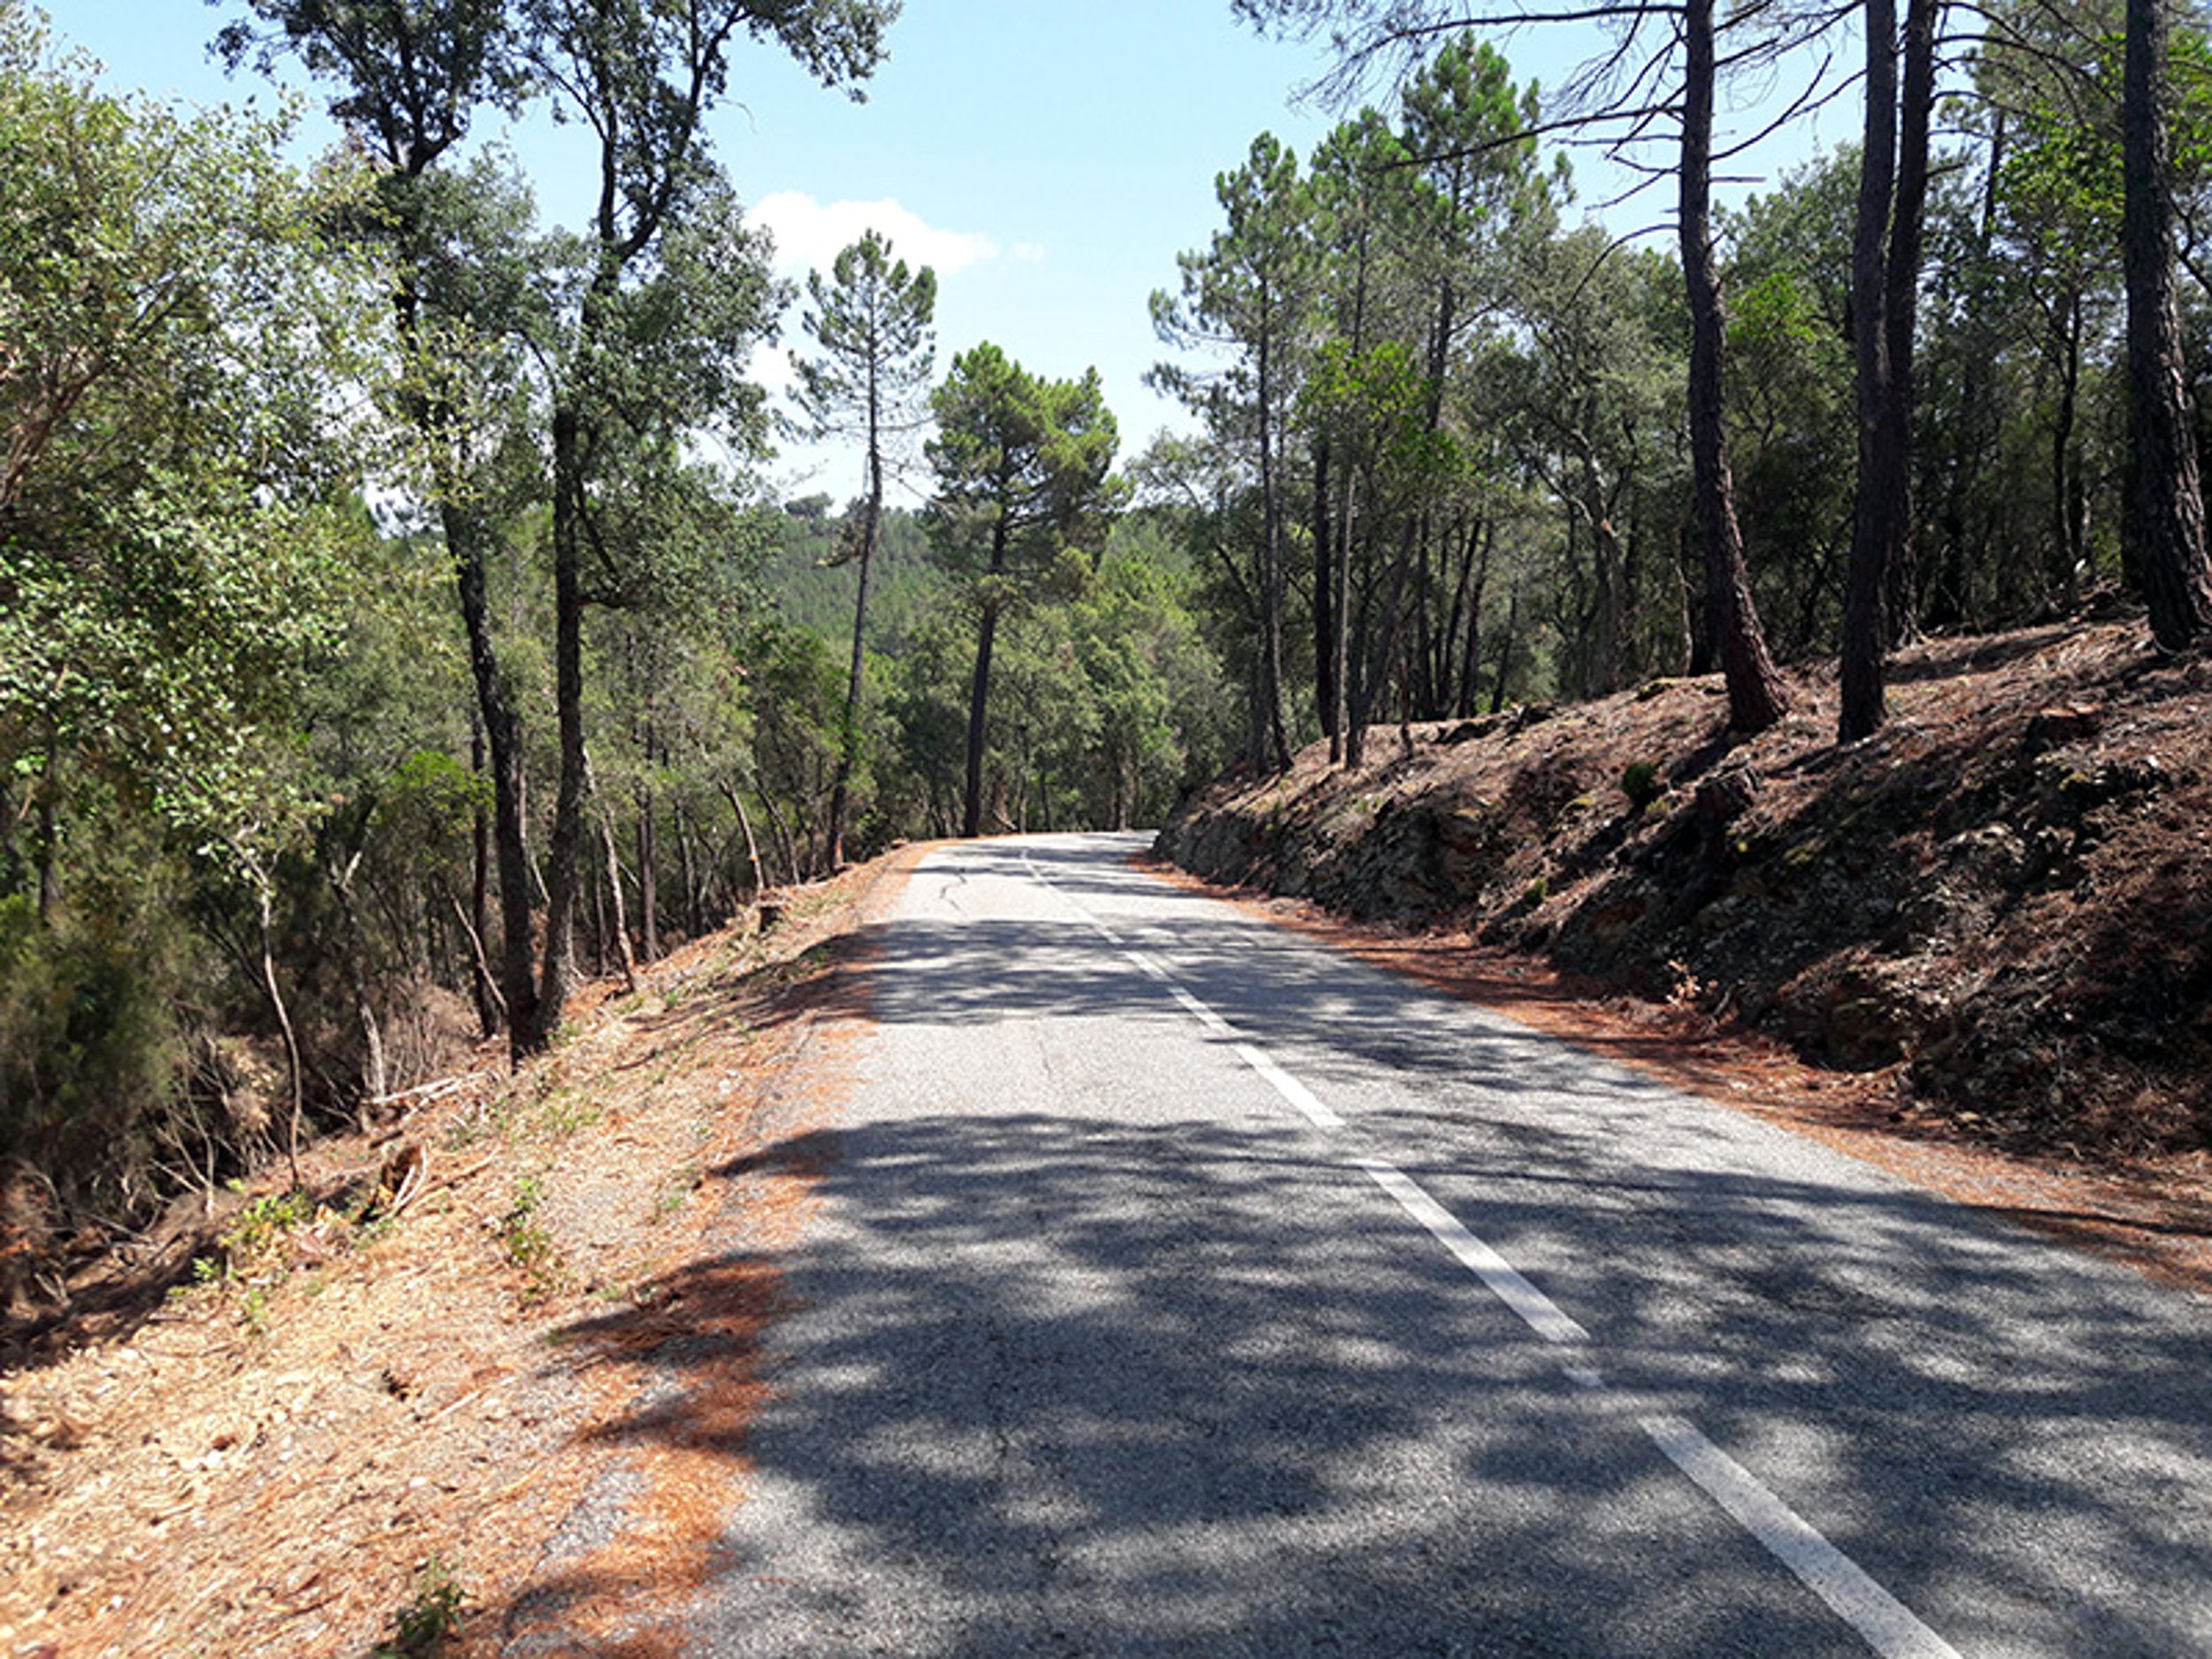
[691,833,2212,1658]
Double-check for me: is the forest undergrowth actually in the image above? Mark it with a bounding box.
[0,848,918,1659]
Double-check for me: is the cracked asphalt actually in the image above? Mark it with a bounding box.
[688,833,2212,1658]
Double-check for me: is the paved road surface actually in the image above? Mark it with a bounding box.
[690,833,2212,1657]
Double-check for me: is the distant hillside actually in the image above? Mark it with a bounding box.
[1157,622,2212,1161]
[768,500,947,644]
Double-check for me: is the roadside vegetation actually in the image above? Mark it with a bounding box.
[0,849,908,1657]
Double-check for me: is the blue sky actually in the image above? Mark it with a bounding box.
[48,1,1843,503]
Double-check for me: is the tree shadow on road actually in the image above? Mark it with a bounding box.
[492,1094,2212,1658]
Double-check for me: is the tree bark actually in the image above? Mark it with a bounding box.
[762,789,801,888]
[1256,316,1294,771]
[675,799,703,936]
[961,510,1012,839]
[2123,0,2212,649]
[962,597,1002,838]
[1681,0,1790,733]
[1491,580,1522,713]
[1331,467,1357,766]
[1314,433,1337,739]
[2052,296,2085,607]
[597,806,638,994]
[1884,0,1936,646]
[450,502,538,1057]
[326,855,387,1110]
[718,780,764,901]
[1456,518,1494,718]
[467,718,499,1038]
[1841,0,1900,741]
[251,877,305,1193]
[635,787,658,964]
[530,400,592,1048]
[826,410,883,867]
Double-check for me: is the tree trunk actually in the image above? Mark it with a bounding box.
[1491,580,1523,713]
[597,807,638,994]
[1681,0,1790,733]
[326,859,387,1110]
[675,800,703,937]
[2052,296,2085,607]
[1583,460,1628,697]
[1932,110,2006,634]
[1256,317,1293,772]
[1457,519,1494,718]
[719,780,764,901]
[450,502,538,1058]
[1883,0,1936,646]
[588,833,610,975]
[449,888,506,1034]
[1331,466,1357,766]
[961,597,1002,839]
[2123,0,2212,649]
[251,877,305,1192]
[1314,433,1337,739]
[635,772,659,965]
[1841,0,1900,742]
[530,402,593,1048]
[468,718,499,1038]
[1349,517,1418,767]
[826,422,883,866]
[762,789,802,887]
[962,511,1012,838]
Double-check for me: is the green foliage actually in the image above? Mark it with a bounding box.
[220,1187,316,1268]
[0,17,380,858]
[789,228,939,447]
[499,1171,564,1300]
[1619,761,1663,811]
[0,12,396,1220]
[371,1555,465,1659]
[0,880,188,1207]
[926,343,1124,585]
[377,750,494,857]
[772,506,945,642]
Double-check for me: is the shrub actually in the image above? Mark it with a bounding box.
[1619,760,1664,811]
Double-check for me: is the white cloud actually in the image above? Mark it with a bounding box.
[1010,242,1048,264]
[751,192,999,278]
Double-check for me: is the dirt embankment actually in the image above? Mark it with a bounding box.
[1158,623,2212,1164]
[0,847,920,1659]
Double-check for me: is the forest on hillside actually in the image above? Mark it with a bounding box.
[7,0,2212,1264]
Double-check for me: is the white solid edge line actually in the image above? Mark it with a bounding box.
[1233,1043,1345,1129]
[1639,1415,1962,1659]
[1357,1159,1590,1347]
[1125,950,1171,981]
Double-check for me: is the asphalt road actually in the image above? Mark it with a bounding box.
[690,833,2212,1658]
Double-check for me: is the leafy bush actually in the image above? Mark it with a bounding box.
[0,884,188,1212]
[373,1555,465,1657]
[1619,760,1663,811]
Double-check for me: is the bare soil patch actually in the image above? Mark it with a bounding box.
[0,845,923,1659]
